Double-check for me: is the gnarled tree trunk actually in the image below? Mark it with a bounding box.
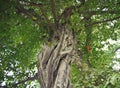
[37,26,79,88]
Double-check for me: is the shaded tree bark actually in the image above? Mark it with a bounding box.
[37,26,79,88]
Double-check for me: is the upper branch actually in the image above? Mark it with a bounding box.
[114,47,120,53]
[16,1,43,21]
[58,0,87,24]
[1,73,38,87]
[12,73,38,86]
[17,0,52,28]
[50,0,58,28]
[79,10,120,16]
[19,0,42,6]
[87,15,120,27]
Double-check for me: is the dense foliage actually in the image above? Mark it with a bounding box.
[0,0,120,87]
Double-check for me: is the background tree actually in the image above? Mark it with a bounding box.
[0,0,120,88]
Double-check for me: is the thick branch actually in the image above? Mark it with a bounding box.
[38,5,52,27]
[50,0,58,28]
[58,0,87,23]
[87,15,120,27]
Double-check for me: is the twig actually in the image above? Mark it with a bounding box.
[78,10,120,16]
[13,73,38,86]
[87,15,120,27]
[114,47,120,53]
[0,73,38,88]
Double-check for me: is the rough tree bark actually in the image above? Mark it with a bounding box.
[37,26,80,88]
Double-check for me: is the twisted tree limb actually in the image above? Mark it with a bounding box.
[37,26,81,88]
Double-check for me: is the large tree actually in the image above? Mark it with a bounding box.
[0,0,120,88]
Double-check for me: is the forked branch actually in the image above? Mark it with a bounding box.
[17,0,52,28]
[58,0,87,24]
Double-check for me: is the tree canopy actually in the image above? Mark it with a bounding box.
[0,0,120,87]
